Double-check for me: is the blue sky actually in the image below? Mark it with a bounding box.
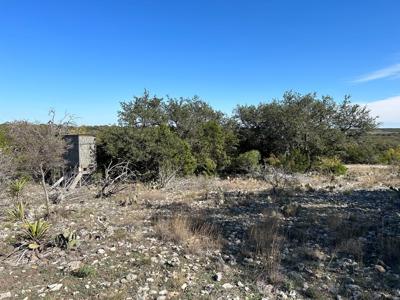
[1,0,400,126]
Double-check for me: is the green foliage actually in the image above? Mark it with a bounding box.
[315,156,347,175]
[380,146,400,165]
[232,150,261,173]
[235,92,378,166]
[196,157,217,176]
[0,127,9,150]
[23,219,50,243]
[266,150,310,173]
[98,124,196,181]
[7,201,26,221]
[71,265,96,278]
[55,229,78,250]
[95,90,379,179]
[342,141,381,164]
[8,177,28,200]
[194,121,231,174]
[166,96,223,142]
[118,89,167,127]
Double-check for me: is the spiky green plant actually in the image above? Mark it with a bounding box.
[7,201,26,221]
[9,178,27,201]
[23,219,50,243]
[71,265,96,278]
[55,229,78,250]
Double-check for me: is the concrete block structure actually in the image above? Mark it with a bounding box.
[64,134,96,174]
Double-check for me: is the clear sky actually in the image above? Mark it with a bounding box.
[1,0,399,127]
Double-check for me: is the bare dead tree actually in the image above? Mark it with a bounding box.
[7,110,74,216]
[96,161,134,198]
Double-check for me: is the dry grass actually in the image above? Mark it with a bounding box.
[377,235,400,269]
[154,215,221,254]
[246,210,284,282]
[337,238,364,262]
[139,189,167,203]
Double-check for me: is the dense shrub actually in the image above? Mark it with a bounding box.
[193,121,231,174]
[265,149,310,173]
[315,156,347,175]
[97,125,196,182]
[232,150,261,174]
[341,142,381,164]
[380,146,400,165]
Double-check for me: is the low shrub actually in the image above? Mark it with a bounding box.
[8,178,28,201]
[71,265,96,278]
[23,219,50,243]
[315,156,347,176]
[232,150,261,174]
[380,146,400,165]
[266,149,309,173]
[7,201,26,221]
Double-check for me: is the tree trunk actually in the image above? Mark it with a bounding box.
[40,167,50,217]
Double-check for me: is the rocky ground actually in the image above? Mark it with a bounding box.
[0,165,399,300]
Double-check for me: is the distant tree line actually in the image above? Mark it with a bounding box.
[96,90,379,180]
[2,90,399,189]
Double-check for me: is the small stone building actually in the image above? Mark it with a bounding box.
[64,134,96,174]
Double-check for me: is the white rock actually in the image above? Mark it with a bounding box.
[222,283,234,289]
[0,292,11,300]
[126,274,138,281]
[47,283,63,292]
[374,265,386,273]
[97,249,105,254]
[67,261,82,271]
[181,283,187,290]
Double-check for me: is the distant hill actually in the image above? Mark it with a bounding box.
[368,128,400,147]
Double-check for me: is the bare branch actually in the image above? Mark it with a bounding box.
[96,161,135,198]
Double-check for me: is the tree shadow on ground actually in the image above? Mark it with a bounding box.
[152,187,400,295]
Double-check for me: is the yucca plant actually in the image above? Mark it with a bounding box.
[23,219,50,244]
[7,201,26,221]
[55,229,78,250]
[9,178,28,201]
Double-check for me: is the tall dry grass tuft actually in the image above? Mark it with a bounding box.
[377,235,400,268]
[154,215,221,254]
[246,210,284,283]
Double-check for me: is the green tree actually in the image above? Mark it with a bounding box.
[97,125,196,182]
[235,91,378,170]
[118,90,167,128]
[166,96,223,142]
[193,121,231,174]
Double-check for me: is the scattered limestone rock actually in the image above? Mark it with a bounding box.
[0,292,11,300]
[47,284,63,292]
[222,283,234,289]
[126,273,138,282]
[67,261,82,271]
[374,265,386,273]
